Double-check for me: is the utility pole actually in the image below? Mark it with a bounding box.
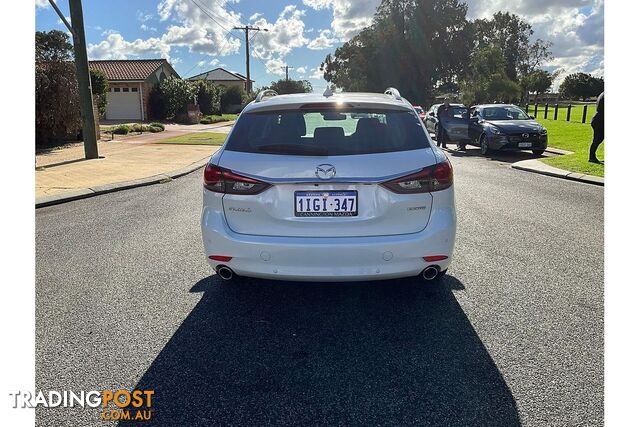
[281,65,289,81]
[51,0,98,159]
[233,25,268,93]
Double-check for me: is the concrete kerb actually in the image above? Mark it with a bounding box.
[35,156,211,208]
[511,158,604,186]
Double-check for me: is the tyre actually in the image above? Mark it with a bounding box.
[480,134,490,155]
[532,149,545,156]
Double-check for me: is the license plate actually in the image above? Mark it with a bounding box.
[295,191,358,217]
[518,142,533,148]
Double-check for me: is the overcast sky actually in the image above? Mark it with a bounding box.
[36,0,604,91]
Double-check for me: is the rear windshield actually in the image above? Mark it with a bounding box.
[224,108,430,156]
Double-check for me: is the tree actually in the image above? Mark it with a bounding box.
[36,30,73,62]
[321,0,473,105]
[473,12,552,82]
[521,69,553,102]
[269,79,312,94]
[559,73,604,101]
[460,46,520,105]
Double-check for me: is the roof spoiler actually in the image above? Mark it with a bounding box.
[255,89,278,103]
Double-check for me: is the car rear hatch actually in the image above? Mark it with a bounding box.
[216,105,439,238]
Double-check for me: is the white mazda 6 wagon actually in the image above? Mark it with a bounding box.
[201,88,456,282]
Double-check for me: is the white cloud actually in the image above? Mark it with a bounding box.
[309,66,326,81]
[308,29,339,50]
[88,0,242,61]
[36,0,52,9]
[87,33,170,60]
[303,0,333,10]
[249,12,262,21]
[250,5,309,75]
[265,57,287,76]
[295,66,307,75]
[140,24,157,32]
[137,11,153,23]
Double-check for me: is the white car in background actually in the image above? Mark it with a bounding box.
[201,88,456,282]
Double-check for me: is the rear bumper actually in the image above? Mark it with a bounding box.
[201,192,456,282]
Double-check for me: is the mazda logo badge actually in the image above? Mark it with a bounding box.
[315,164,336,180]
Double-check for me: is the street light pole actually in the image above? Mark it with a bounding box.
[67,0,98,159]
[233,25,268,93]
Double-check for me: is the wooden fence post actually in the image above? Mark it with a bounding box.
[533,103,538,117]
[582,104,588,123]
[566,104,572,121]
[544,103,549,119]
[554,104,559,120]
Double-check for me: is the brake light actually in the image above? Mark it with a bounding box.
[381,159,453,194]
[203,163,270,195]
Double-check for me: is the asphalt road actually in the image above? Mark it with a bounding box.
[35,147,603,426]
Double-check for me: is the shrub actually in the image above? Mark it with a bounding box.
[148,126,163,133]
[36,61,81,146]
[148,85,167,120]
[149,122,165,131]
[90,69,109,118]
[192,80,221,115]
[200,117,213,124]
[159,76,196,119]
[220,85,244,113]
[113,124,131,135]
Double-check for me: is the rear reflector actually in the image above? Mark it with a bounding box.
[423,255,448,262]
[209,255,233,262]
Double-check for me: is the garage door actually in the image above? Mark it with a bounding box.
[106,87,142,120]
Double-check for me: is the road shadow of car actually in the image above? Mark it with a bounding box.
[121,275,521,426]
[446,145,551,163]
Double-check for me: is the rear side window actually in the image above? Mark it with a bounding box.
[225,109,430,156]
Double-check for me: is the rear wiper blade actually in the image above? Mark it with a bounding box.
[257,144,328,156]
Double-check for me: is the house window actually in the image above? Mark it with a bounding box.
[123,87,130,92]
[131,87,138,92]
[114,88,121,92]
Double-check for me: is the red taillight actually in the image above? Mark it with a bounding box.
[423,255,449,262]
[209,255,233,262]
[204,163,270,195]
[381,159,453,194]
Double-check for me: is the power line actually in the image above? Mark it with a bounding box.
[190,0,241,41]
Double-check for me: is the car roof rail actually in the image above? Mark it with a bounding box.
[384,87,402,101]
[255,89,278,103]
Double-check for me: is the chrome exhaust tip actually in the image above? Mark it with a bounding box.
[422,266,440,281]
[216,265,234,281]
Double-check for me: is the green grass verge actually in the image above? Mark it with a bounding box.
[155,132,228,146]
[537,118,604,177]
[200,114,238,124]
